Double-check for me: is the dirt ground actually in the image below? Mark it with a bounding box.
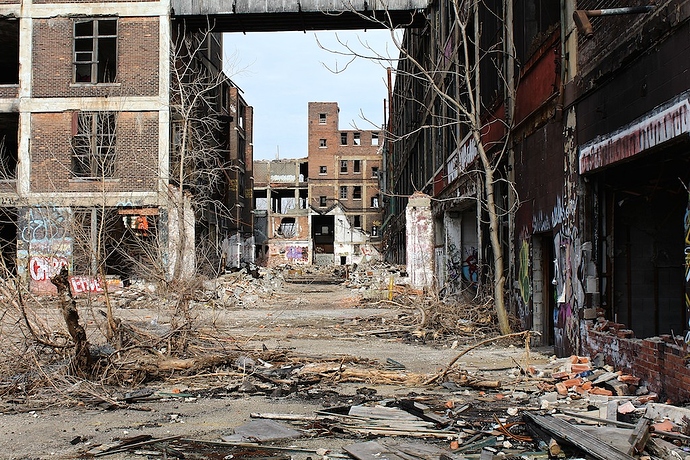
[0,279,553,460]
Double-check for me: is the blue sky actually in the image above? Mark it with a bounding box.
[223,30,398,160]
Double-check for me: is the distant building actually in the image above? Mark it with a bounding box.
[307,102,383,266]
[253,102,383,267]
[253,159,309,267]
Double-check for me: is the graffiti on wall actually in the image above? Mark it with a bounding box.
[553,227,585,357]
[285,246,308,263]
[29,255,68,282]
[518,238,531,306]
[21,207,73,294]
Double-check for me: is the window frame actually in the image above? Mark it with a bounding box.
[73,18,118,84]
[371,132,379,146]
[319,138,327,148]
[319,165,327,175]
[339,186,348,200]
[319,113,327,124]
[71,111,117,180]
[353,132,361,146]
[353,159,361,173]
[340,160,348,174]
[319,196,327,207]
[340,132,348,145]
[353,186,362,200]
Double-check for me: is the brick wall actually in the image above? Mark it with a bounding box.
[32,17,159,98]
[30,111,158,193]
[584,325,690,403]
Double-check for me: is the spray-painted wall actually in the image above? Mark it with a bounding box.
[406,192,434,289]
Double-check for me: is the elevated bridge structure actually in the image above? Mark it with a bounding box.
[171,0,429,32]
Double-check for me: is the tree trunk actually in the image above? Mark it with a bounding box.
[50,267,92,376]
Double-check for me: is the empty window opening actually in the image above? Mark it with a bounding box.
[372,225,379,236]
[319,165,327,174]
[277,217,296,237]
[319,113,327,124]
[319,138,327,148]
[0,18,19,85]
[71,111,116,179]
[0,114,18,180]
[353,160,361,173]
[340,160,348,173]
[371,132,379,146]
[319,196,327,207]
[353,132,361,146]
[372,166,379,178]
[299,189,308,209]
[353,215,361,228]
[74,18,117,84]
[339,186,348,199]
[340,132,347,145]
[353,186,362,200]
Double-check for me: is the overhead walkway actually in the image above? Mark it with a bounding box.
[171,0,429,32]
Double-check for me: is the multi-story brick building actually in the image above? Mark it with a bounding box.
[307,102,383,265]
[0,1,252,292]
[252,102,383,267]
[253,159,310,267]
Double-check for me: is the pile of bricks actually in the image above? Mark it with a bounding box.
[540,355,655,401]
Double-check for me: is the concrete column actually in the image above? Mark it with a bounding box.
[406,191,434,290]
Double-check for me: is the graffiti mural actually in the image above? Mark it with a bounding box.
[285,245,308,263]
[552,227,585,357]
[70,275,104,294]
[20,207,73,294]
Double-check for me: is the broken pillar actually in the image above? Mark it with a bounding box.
[406,192,434,290]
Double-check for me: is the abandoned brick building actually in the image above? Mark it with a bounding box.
[253,102,383,267]
[383,0,690,401]
[0,1,253,293]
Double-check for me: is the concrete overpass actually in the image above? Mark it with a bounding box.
[171,0,429,32]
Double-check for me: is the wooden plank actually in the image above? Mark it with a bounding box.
[627,417,651,455]
[523,413,636,460]
[344,440,409,460]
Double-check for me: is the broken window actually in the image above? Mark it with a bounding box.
[319,139,327,148]
[371,132,379,146]
[371,225,379,236]
[340,160,348,173]
[319,113,327,124]
[371,166,379,178]
[353,160,361,173]
[353,132,361,146]
[74,18,117,84]
[319,196,327,207]
[319,165,327,174]
[277,217,296,238]
[339,186,347,200]
[340,132,347,145]
[71,112,116,179]
[353,215,361,228]
[0,18,19,85]
[371,196,379,208]
[353,186,362,200]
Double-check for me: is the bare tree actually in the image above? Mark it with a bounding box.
[324,1,518,334]
[169,26,239,281]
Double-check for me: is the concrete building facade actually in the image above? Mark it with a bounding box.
[0,1,252,292]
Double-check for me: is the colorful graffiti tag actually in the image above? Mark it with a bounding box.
[29,256,68,282]
[285,246,308,263]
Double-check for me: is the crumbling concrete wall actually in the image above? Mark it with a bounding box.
[406,192,434,290]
